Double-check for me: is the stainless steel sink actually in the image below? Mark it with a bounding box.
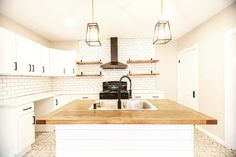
[88,100,157,110]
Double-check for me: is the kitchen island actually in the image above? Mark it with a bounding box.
[36,99,217,157]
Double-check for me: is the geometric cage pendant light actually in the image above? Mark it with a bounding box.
[85,0,101,46]
[153,0,172,44]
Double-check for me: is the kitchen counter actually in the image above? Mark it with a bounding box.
[36,99,217,125]
[0,91,98,107]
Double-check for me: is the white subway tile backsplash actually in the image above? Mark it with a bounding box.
[0,76,52,100]
[0,38,158,100]
[53,38,158,93]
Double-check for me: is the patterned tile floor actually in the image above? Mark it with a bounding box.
[23,129,236,157]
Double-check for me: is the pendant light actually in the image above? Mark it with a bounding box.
[85,0,101,46]
[153,0,172,44]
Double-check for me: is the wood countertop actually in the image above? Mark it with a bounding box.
[36,99,217,125]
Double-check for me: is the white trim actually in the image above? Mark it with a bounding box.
[224,27,236,150]
[195,125,225,147]
[177,45,199,111]
[177,44,198,55]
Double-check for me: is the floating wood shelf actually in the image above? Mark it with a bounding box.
[76,74,102,77]
[128,73,160,76]
[127,58,159,64]
[76,60,102,65]
[76,71,103,77]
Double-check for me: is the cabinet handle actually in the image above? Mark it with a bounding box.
[193,91,195,98]
[152,96,159,98]
[32,116,35,125]
[73,68,75,74]
[82,97,88,99]
[29,64,31,72]
[32,65,35,72]
[55,99,58,106]
[14,62,17,71]
[63,68,65,74]
[135,96,141,98]
[42,66,45,73]
[23,107,32,111]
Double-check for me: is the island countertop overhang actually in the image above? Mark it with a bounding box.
[36,99,217,125]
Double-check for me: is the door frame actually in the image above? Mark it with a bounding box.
[177,45,199,110]
[224,27,236,150]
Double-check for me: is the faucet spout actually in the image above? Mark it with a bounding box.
[118,75,132,109]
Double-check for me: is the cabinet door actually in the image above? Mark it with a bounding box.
[0,27,17,75]
[18,112,35,153]
[16,35,41,75]
[50,49,65,76]
[40,45,50,76]
[65,51,76,76]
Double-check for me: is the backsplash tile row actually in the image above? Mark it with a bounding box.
[0,76,52,100]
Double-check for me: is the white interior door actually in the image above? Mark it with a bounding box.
[178,46,198,111]
[225,28,236,150]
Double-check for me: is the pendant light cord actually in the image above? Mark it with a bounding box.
[161,0,163,16]
[92,0,94,22]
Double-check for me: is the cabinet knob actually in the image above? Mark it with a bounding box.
[42,66,45,73]
[32,116,36,125]
[14,62,17,71]
[29,64,32,72]
[32,65,35,72]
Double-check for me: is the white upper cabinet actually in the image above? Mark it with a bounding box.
[16,35,41,75]
[0,27,76,77]
[50,48,65,76]
[40,45,50,76]
[0,27,17,75]
[64,51,76,76]
[50,49,76,76]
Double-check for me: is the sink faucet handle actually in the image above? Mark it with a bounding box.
[93,103,97,109]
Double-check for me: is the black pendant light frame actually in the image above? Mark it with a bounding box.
[153,0,172,45]
[85,0,101,46]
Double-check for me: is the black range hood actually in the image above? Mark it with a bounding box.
[100,37,127,69]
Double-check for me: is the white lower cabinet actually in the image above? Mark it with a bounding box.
[35,95,73,132]
[0,102,35,157]
[18,112,35,153]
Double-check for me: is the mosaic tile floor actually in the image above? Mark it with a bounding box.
[23,129,236,157]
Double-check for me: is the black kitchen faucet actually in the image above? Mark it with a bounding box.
[118,75,132,109]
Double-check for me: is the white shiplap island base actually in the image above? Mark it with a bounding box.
[56,124,194,157]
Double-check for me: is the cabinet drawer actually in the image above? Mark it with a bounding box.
[71,95,99,100]
[133,94,164,99]
[17,102,34,116]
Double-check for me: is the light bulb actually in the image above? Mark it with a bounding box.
[89,27,98,41]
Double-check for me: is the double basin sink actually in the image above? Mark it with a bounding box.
[89,100,157,110]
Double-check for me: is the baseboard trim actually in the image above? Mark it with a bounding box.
[195,125,225,146]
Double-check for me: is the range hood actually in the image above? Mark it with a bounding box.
[100,37,127,69]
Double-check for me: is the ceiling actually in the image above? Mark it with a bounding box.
[0,0,234,41]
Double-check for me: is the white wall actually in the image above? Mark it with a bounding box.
[177,2,236,141]
[155,41,178,100]
[0,13,50,47]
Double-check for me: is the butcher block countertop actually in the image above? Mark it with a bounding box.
[36,99,217,125]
